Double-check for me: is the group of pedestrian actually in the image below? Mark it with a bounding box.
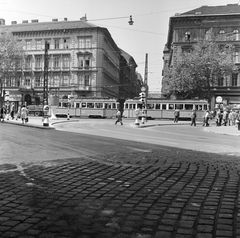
[0,103,29,124]
[215,109,240,126]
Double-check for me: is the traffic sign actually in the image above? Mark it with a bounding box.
[141,86,146,92]
[216,96,222,103]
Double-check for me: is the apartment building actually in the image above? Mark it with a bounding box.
[0,16,140,106]
[162,4,240,108]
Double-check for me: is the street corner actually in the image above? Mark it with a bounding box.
[203,125,240,136]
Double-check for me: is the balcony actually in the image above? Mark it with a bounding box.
[18,85,34,92]
[71,85,91,91]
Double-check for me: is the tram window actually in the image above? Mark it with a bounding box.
[132,104,136,109]
[147,104,154,109]
[104,103,111,109]
[162,104,167,110]
[76,103,80,108]
[137,104,142,109]
[62,102,68,108]
[195,105,201,110]
[59,102,61,107]
[125,103,128,109]
[82,102,86,108]
[156,104,161,109]
[169,104,174,110]
[129,104,133,109]
[203,104,208,110]
[87,103,94,108]
[176,104,183,110]
[112,103,116,109]
[95,103,103,108]
[185,104,193,110]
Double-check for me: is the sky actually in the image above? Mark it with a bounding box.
[0,0,238,93]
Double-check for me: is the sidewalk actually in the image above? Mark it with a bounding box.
[2,116,240,136]
[131,119,240,136]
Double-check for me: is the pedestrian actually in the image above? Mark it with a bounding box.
[232,110,237,125]
[174,108,180,123]
[228,110,233,126]
[15,104,21,120]
[20,105,28,124]
[5,102,10,120]
[0,105,6,122]
[222,109,229,126]
[10,102,15,120]
[190,109,196,126]
[202,110,210,127]
[215,109,221,126]
[115,110,123,125]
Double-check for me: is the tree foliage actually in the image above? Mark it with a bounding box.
[0,32,25,105]
[166,37,238,102]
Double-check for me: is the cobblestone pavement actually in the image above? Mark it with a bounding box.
[0,151,240,238]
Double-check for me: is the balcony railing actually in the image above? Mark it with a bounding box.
[71,85,91,91]
[18,85,34,91]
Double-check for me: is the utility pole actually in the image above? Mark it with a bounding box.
[43,41,49,106]
[142,53,148,124]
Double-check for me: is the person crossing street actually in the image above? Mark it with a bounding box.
[115,110,123,125]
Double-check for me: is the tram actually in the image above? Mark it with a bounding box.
[123,98,209,119]
[55,98,119,118]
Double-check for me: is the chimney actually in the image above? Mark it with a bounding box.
[64,18,68,21]
[11,21,17,25]
[31,19,39,23]
[80,14,87,21]
[0,18,5,25]
[52,19,58,22]
[22,20,28,23]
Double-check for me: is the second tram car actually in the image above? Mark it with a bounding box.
[123,99,209,119]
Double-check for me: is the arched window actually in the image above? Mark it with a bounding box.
[233,29,239,41]
[185,31,191,42]
[219,30,226,41]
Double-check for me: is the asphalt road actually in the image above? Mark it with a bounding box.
[54,119,240,157]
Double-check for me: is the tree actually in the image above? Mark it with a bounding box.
[166,36,238,104]
[0,32,25,107]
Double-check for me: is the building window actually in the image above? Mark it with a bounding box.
[25,76,31,86]
[77,55,91,68]
[234,51,239,63]
[78,37,92,48]
[185,31,191,42]
[35,75,41,87]
[35,56,42,68]
[53,74,60,86]
[54,39,60,49]
[36,40,42,50]
[219,30,226,40]
[233,30,239,41]
[53,56,60,68]
[218,77,224,86]
[232,73,238,86]
[84,75,90,86]
[63,39,69,49]
[62,74,69,86]
[26,40,32,50]
[62,55,70,68]
[25,57,31,69]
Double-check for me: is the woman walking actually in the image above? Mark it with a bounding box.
[21,105,28,124]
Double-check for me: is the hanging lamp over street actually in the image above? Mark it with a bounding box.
[128,15,134,25]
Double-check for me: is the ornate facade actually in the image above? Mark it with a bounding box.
[0,17,140,106]
[162,4,240,108]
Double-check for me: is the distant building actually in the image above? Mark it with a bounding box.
[162,4,240,108]
[0,16,141,106]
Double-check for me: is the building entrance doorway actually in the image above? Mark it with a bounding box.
[24,94,32,105]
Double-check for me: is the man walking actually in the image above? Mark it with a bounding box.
[174,108,180,123]
[190,109,197,126]
[115,110,123,125]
